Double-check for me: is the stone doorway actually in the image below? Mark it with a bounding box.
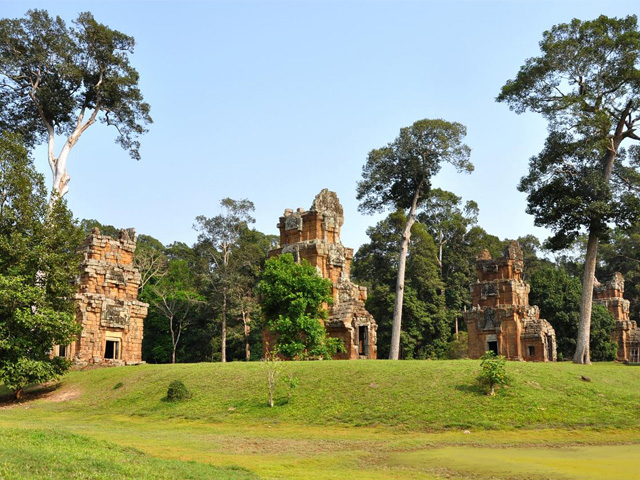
[104,339,121,360]
[487,340,498,355]
[358,325,369,357]
[546,335,554,361]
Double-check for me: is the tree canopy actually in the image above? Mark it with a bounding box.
[0,9,152,199]
[357,118,473,360]
[497,14,640,364]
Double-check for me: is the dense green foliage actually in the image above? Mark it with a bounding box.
[0,132,82,399]
[352,212,449,359]
[529,265,617,361]
[257,254,341,359]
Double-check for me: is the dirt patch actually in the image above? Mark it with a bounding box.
[42,387,82,403]
[0,383,81,408]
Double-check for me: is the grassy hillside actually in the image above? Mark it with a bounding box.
[0,429,258,480]
[3,360,640,480]
[8,359,640,431]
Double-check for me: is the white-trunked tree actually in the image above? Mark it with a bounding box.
[0,9,152,202]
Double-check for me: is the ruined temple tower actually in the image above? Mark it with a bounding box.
[463,241,557,362]
[54,228,148,365]
[267,189,377,359]
[594,273,640,362]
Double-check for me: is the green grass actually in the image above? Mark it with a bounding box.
[2,360,640,479]
[8,360,640,431]
[0,428,258,480]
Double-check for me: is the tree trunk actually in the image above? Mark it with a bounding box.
[243,310,251,361]
[573,229,599,365]
[573,147,617,365]
[438,229,444,272]
[170,315,176,364]
[221,287,227,363]
[48,132,74,203]
[389,186,422,360]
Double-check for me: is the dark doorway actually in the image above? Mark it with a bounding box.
[487,341,498,355]
[104,340,120,360]
[58,345,67,358]
[358,326,369,357]
[546,335,553,361]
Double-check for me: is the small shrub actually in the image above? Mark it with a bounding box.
[262,349,282,408]
[112,382,124,390]
[477,351,507,396]
[166,380,192,402]
[448,332,469,359]
[284,372,299,403]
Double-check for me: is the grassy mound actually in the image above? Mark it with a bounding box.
[14,360,640,431]
[0,428,258,480]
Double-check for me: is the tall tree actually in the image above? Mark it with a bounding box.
[352,212,449,359]
[357,119,473,359]
[147,259,203,364]
[228,228,275,361]
[0,9,152,201]
[194,198,255,363]
[497,15,640,364]
[0,132,82,399]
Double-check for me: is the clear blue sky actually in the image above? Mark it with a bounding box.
[3,0,638,251]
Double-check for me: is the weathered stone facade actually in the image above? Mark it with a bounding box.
[267,189,377,359]
[54,228,148,365]
[464,241,556,362]
[594,273,640,362]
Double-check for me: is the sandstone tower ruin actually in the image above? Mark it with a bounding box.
[267,189,377,359]
[55,228,148,365]
[594,272,640,363]
[464,241,556,361]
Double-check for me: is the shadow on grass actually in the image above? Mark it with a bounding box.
[0,382,63,406]
[455,383,488,395]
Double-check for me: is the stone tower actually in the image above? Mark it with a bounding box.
[58,228,148,365]
[463,241,556,361]
[594,273,640,362]
[267,189,377,359]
